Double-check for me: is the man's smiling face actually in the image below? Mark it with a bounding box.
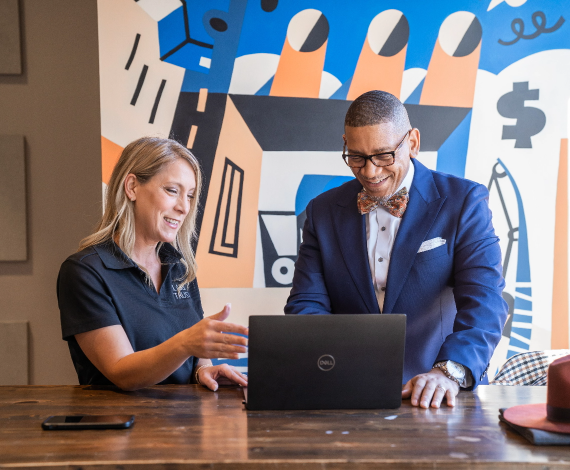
[343,122,418,199]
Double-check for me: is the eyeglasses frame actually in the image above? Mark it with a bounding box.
[342,129,412,168]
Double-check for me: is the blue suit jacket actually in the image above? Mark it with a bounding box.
[285,159,508,389]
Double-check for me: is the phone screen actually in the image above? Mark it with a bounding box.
[42,415,135,430]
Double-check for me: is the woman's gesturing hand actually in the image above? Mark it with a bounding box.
[198,363,248,391]
[184,304,248,360]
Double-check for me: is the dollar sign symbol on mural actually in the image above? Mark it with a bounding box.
[497,82,546,149]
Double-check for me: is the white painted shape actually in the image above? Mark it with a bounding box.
[98,0,185,147]
[438,11,476,57]
[261,214,298,256]
[400,68,427,103]
[199,56,211,69]
[229,53,280,95]
[287,9,322,52]
[491,0,527,9]
[271,258,295,285]
[319,71,342,99]
[136,0,181,21]
[258,151,353,212]
[416,151,437,171]
[466,51,570,351]
[367,10,403,54]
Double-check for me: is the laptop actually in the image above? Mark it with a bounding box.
[244,314,406,410]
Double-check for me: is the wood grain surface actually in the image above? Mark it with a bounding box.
[0,385,568,469]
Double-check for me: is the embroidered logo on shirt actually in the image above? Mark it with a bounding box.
[172,283,191,300]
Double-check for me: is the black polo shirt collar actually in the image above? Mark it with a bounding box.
[93,241,183,270]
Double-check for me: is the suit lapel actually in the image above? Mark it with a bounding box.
[332,180,379,314]
[383,160,446,313]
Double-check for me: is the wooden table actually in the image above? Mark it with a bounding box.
[0,385,569,469]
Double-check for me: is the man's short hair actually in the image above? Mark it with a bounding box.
[345,90,410,131]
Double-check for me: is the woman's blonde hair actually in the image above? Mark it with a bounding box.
[80,136,202,288]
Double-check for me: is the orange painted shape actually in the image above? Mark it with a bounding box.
[195,95,263,287]
[420,39,480,108]
[347,42,406,101]
[270,37,327,98]
[552,138,569,349]
[101,136,124,185]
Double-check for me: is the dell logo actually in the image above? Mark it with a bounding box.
[318,354,335,371]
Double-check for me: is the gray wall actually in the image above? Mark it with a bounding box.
[0,0,101,384]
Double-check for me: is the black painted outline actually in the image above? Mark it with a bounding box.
[149,79,167,123]
[130,64,148,106]
[209,158,244,258]
[160,0,214,63]
[488,162,518,278]
[125,33,141,70]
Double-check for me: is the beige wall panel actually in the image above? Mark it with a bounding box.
[0,0,101,384]
[0,321,28,385]
[0,135,26,260]
[0,0,22,74]
[199,288,288,326]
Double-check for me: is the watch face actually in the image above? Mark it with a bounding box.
[447,361,464,378]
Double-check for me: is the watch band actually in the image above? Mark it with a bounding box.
[432,361,463,386]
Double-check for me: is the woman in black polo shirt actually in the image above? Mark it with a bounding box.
[57,137,248,391]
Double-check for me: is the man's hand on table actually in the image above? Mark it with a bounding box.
[401,368,460,409]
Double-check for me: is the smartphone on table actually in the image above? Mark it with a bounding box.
[42,415,135,430]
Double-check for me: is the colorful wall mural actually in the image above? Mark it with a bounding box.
[98,0,570,376]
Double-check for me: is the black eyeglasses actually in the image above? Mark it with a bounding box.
[342,129,411,168]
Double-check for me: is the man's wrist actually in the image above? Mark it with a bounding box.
[432,360,465,386]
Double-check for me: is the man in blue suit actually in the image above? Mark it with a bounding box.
[285,90,508,409]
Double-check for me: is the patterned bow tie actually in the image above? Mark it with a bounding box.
[357,187,409,218]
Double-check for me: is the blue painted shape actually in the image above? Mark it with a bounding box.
[158,7,188,57]
[324,175,354,192]
[508,336,530,350]
[255,75,274,95]
[234,0,570,81]
[295,175,354,216]
[498,158,533,354]
[436,110,471,178]
[513,314,532,323]
[514,296,532,311]
[212,357,248,367]
[330,76,352,101]
[164,44,213,72]
[404,77,424,105]
[498,159,532,284]
[512,327,532,340]
[516,287,532,296]
[507,350,519,359]
[180,0,247,91]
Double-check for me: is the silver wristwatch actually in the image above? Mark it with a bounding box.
[432,360,465,386]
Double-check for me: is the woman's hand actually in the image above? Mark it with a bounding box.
[183,304,248,360]
[198,364,248,391]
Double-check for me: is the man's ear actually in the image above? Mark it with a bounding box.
[408,128,420,159]
[342,134,347,147]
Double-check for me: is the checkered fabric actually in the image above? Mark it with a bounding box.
[491,350,570,386]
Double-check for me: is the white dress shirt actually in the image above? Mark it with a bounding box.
[365,162,414,312]
[364,164,472,387]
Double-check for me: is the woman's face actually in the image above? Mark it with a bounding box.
[129,158,196,246]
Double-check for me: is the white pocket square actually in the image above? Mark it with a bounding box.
[418,237,446,253]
